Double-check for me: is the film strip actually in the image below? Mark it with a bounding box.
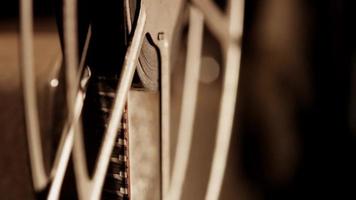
[102,106,130,200]
[84,76,130,200]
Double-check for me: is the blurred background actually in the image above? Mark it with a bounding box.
[1,0,356,199]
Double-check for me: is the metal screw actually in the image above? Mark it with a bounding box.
[157,32,164,41]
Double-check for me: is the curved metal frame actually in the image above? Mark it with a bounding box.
[19,0,244,199]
